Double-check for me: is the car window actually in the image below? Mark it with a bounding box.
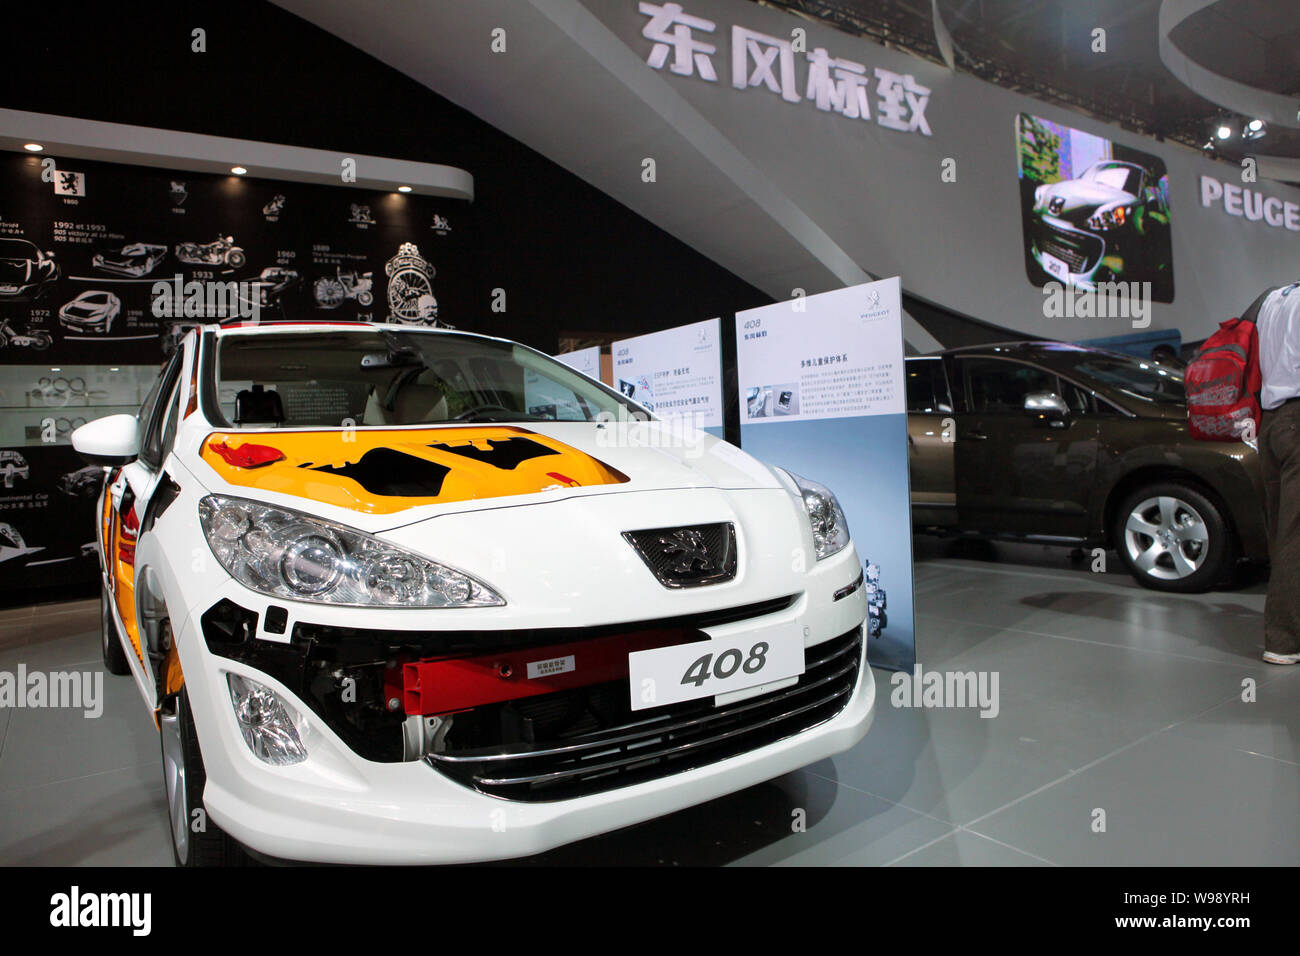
[961,358,1059,414]
[905,360,952,414]
[138,349,185,469]
[136,351,183,460]
[213,329,640,428]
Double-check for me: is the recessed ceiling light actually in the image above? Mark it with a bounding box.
[23,143,43,152]
[397,185,412,193]
[1249,119,1264,132]
[1216,125,1232,140]
[230,166,247,175]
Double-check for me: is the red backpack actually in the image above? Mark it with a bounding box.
[1185,288,1275,442]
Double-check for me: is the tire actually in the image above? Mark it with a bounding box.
[101,583,131,675]
[225,249,246,270]
[356,290,373,307]
[1112,481,1235,592]
[159,685,247,866]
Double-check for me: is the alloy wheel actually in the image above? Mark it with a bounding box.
[1123,495,1209,581]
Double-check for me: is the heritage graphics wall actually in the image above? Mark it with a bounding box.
[0,149,473,589]
[591,0,1300,342]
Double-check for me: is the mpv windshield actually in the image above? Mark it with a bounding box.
[211,329,642,428]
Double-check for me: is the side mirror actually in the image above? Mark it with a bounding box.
[71,414,139,466]
[1024,391,1070,426]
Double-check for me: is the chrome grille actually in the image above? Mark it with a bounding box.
[426,626,863,801]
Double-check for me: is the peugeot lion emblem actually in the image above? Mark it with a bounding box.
[657,529,715,573]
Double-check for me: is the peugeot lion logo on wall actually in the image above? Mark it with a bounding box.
[658,529,715,573]
[384,241,439,325]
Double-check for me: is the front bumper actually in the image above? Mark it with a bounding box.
[182,556,872,864]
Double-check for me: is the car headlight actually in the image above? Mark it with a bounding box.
[1087,204,1131,230]
[789,473,850,560]
[198,494,505,607]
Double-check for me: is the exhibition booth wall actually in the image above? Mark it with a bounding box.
[286,0,1300,346]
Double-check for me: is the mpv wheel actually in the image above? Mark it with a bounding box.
[1113,482,1233,593]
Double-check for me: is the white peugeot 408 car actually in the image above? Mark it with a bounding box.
[72,321,875,865]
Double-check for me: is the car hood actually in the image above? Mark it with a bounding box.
[192,421,783,532]
[1041,181,1133,216]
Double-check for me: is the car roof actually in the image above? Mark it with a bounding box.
[910,340,1126,360]
[211,320,520,349]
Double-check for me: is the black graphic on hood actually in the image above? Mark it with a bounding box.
[427,436,560,471]
[302,447,450,497]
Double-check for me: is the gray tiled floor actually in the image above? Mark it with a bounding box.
[1,540,1295,866]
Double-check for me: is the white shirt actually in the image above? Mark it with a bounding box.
[1258,283,1300,410]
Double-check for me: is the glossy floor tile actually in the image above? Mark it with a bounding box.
[0,543,1293,866]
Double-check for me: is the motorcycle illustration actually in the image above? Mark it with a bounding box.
[0,319,52,351]
[313,268,374,309]
[175,235,246,270]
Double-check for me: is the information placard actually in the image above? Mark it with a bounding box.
[612,318,723,430]
[736,278,915,670]
[552,345,602,381]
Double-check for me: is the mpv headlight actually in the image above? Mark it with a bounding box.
[198,494,505,607]
[790,473,850,560]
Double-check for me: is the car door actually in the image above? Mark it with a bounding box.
[953,355,1100,539]
[103,345,188,681]
[906,357,956,527]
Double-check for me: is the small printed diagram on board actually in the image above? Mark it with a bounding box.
[0,237,59,301]
[174,234,246,271]
[0,317,52,350]
[59,290,122,335]
[0,521,41,563]
[313,267,373,310]
[92,241,168,277]
[0,450,30,489]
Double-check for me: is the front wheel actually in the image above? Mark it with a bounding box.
[159,685,247,866]
[1112,482,1234,592]
[224,248,246,269]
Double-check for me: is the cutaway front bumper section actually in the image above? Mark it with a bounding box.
[193,568,875,862]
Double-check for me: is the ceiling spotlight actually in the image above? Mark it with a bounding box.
[1216,124,1232,140]
[230,166,247,175]
[23,143,43,152]
[1244,118,1267,141]
[397,185,412,193]
[1249,119,1264,132]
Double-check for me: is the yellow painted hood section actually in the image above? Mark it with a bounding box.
[200,427,628,515]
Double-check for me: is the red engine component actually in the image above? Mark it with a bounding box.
[402,628,700,716]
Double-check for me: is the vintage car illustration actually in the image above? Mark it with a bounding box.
[71,320,874,866]
[0,450,30,488]
[59,290,122,334]
[93,242,169,277]
[56,463,105,498]
[313,268,372,309]
[1029,160,1170,289]
[0,521,42,563]
[249,266,300,306]
[0,238,59,301]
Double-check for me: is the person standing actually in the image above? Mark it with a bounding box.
[1257,282,1300,663]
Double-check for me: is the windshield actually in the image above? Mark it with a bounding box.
[1086,163,1142,194]
[212,329,643,428]
[1069,354,1185,406]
